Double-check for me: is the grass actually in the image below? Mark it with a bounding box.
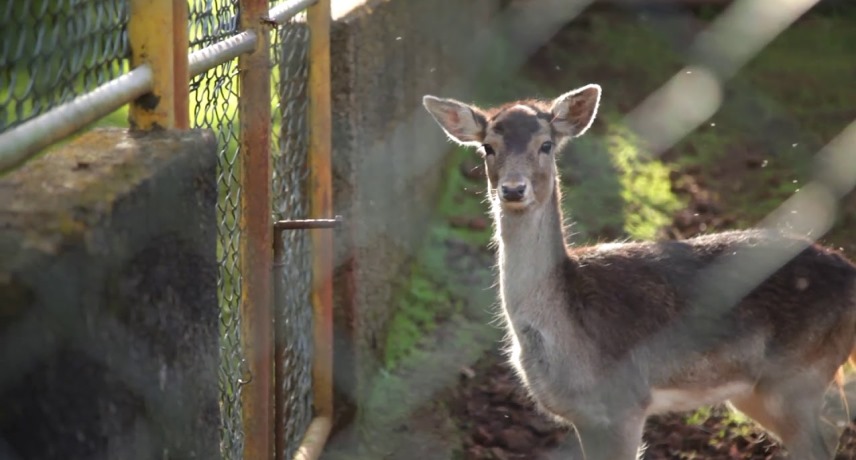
[561,116,683,242]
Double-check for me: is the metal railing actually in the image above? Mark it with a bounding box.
[0,1,334,459]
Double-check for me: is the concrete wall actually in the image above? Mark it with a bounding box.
[329,0,505,423]
[0,128,220,459]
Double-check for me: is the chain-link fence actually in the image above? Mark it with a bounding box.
[187,1,245,457]
[0,0,129,132]
[0,1,325,459]
[271,17,315,460]
[187,1,318,458]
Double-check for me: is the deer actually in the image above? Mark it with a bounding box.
[422,84,856,460]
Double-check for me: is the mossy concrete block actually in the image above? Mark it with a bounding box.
[328,0,502,422]
[0,128,220,460]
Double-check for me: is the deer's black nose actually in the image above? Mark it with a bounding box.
[501,183,526,202]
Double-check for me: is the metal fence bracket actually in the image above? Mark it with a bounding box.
[274,215,343,231]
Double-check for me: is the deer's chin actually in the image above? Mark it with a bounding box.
[499,198,534,212]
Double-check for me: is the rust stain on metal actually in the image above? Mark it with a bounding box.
[128,0,176,130]
[136,93,161,111]
[238,0,274,459]
[260,16,279,27]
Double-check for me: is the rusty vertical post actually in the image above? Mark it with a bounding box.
[172,0,189,129]
[273,225,287,460]
[128,0,176,130]
[239,0,273,459]
[307,0,333,424]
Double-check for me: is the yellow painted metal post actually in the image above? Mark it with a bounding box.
[290,2,334,458]
[238,0,274,459]
[307,0,334,425]
[128,0,180,130]
[284,4,333,460]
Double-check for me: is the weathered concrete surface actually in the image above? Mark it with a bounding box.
[328,0,504,428]
[0,128,220,460]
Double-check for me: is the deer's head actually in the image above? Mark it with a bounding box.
[423,84,601,212]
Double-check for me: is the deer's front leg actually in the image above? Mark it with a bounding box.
[544,412,646,460]
[573,414,646,460]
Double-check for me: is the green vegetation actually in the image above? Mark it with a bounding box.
[380,8,856,448]
[384,270,461,369]
[381,146,496,371]
[561,117,683,242]
[523,10,856,241]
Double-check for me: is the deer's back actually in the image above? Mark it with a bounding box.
[564,229,856,385]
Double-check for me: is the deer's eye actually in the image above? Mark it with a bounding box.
[482,144,495,156]
[539,141,553,154]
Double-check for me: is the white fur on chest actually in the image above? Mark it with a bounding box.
[647,382,753,414]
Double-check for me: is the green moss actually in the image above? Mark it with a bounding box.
[561,117,684,242]
[436,148,493,244]
[382,142,497,370]
[384,267,460,369]
[56,213,86,236]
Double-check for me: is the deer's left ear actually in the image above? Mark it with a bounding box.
[550,84,601,138]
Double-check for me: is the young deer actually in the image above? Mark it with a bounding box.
[423,84,856,459]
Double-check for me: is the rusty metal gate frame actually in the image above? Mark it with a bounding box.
[241,0,336,459]
[0,0,337,458]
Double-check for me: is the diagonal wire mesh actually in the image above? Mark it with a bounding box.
[270,7,314,459]
[187,1,245,459]
[0,0,129,132]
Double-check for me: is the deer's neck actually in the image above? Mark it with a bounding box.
[494,183,569,319]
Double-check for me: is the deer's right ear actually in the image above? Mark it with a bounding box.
[422,95,487,146]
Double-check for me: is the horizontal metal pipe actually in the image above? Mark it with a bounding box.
[269,0,318,24]
[0,28,258,171]
[189,30,258,78]
[0,66,153,172]
[0,0,316,172]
